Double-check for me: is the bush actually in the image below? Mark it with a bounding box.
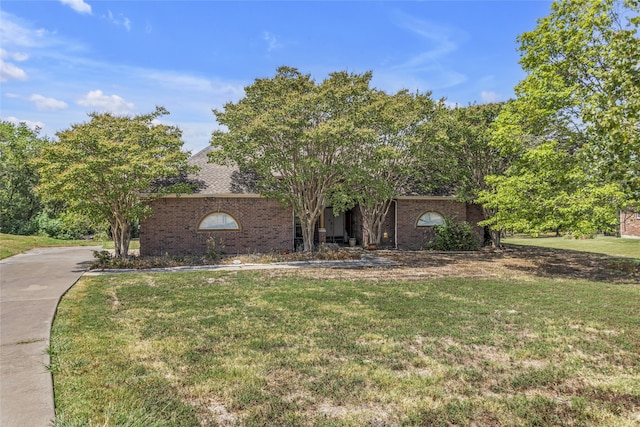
[35,211,90,240]
[426,219,480,251]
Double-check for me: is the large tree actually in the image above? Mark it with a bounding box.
[36,107,197,258]
[420,103,511,246]
[496,0,639,199]
[0,121,46,235]
[210,67,375,252]
[338,89,436,246]
[480,0,638,238]
[477,141,625,237]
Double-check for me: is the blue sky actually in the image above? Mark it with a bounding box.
[1,0,552,153]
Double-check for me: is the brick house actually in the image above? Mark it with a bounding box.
[620,210,640,238]
[140,147,484,256]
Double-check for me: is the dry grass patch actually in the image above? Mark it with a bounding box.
[50,265,639,426]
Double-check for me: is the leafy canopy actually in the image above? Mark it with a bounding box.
[36,107,196,258]
[210,67,376,251]
[0,121,46,235]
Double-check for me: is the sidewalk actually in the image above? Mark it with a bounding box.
[0,246,99,427]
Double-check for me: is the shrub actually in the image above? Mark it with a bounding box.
[426,219,480,251]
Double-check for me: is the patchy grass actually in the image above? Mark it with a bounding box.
[504,236,640,259]
[51,268,640,426]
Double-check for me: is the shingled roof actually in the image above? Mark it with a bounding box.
[188,146,259,195]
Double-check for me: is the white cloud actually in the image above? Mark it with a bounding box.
[376,11,468,93]
[77,90,134,113]
[263,32,283,53]
[1,48,29,62]
[104,11,132,31]
[0,11,45,48]
[480,91,501,103]
[3,116,45,130]
[60,0,92,15]
[29,94,68,111]
[0,59,28,82]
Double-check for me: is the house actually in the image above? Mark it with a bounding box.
[140,147,485,256]
[620,210,640,238]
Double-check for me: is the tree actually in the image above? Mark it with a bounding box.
[36,107,197,258]
[501,0,639,200]
[338,89,436,246]
[210,67,375,252]
[421,103,511,246]
[0,121,46,235]
[477,141,625,236]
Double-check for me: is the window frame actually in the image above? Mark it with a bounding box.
[416,211,446,227]
[197,211,241,232]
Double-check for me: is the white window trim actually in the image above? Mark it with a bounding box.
[197,212,241,231]
[417,211,446,227]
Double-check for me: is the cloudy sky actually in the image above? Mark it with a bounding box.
[1,0,552,153]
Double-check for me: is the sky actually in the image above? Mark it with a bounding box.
[1,0,553,154]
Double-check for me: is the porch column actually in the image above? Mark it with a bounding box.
[318,210,326,245]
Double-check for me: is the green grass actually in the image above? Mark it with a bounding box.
[504,236,640,259]
[0,233,139,259]
[50,270,640,426]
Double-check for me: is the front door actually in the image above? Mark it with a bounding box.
[324,207,346,243]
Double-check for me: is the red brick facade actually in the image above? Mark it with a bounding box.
[140,196,293,256]
[620,210,640,238]
[395,198,480,250]
[140,195,484,256]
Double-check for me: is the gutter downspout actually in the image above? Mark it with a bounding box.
[394,199,398,249]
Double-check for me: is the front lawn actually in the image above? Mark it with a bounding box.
[51,267,639,426]
[503,235,640,259]
[0,233,139,259]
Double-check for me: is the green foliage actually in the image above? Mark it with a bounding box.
[211,67,377,251]
[426,219,481,251]
[478,141,625,237]
[497,0,640,200]
[36,107,197,258]
[482,0,638,240]
[0,121,46,234]
[423,102,509,201]
[342,89,437,245]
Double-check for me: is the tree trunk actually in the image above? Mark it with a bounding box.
[111,216,132,259]
[300,216,316,252]
[360,200,392,247]
[490,229,502,248]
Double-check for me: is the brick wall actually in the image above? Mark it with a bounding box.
[140,196,294,256]
[620,210,640,238]
[395,198,481,250]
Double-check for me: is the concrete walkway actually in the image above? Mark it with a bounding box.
[0,246,99,427]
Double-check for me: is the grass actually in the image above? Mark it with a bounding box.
[0,233,139,260]
[50,270,640,426]
[504,235,640,259]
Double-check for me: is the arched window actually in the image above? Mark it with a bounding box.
[417,211,445,227]
[198,212,240,231]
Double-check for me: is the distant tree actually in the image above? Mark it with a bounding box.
[0,121,46,235]
[36,107,197,258]
[210,67,375,252]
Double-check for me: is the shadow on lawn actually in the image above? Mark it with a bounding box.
[375,245,639,284]
[495,245,638,284]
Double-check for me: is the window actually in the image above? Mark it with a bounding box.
[417,211,445,227]
[198,212,240,231]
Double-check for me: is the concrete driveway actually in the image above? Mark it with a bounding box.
[0,246,100,427]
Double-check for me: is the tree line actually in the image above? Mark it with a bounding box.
[1,0,637,257]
